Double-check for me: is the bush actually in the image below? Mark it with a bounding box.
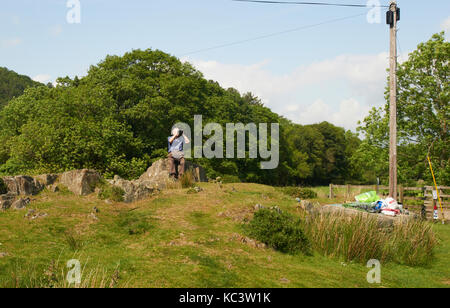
[0,178,7,194]
[221,174,241,184]
[280,187,317,199]
[246,209,310,255]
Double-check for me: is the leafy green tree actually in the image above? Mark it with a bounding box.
[0,67,42,109]
[0,49,361,184]
[353,33,449,185]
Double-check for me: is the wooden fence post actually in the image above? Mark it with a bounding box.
[399,185,404,205]
[421,186,427,220]
[329,184,334,199]
[346,184,351,200]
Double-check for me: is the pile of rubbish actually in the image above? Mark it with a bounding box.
[340,191,406,217]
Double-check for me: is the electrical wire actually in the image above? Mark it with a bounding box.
[180,12,366,56]
[232,0,389,8]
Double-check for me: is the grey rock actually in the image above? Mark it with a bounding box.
[270,206,282,213]
[2,176,40,195]
[139,159,207,184]
[280,278,290,284]
[25,210,48,220]
[320,204,414,228]
[33,174,58,188]
[31,212,48,220]
[1,174,58,197]
[49,184,60,193]
[25,209,36,217]
[59,169,101,196]
[0,193,16,210]
[254,204,264,211]
[299,200,314,212]
[12,198,30,210]
[108,177,157,203]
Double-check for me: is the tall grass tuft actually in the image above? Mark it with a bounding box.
[384,219,438,266]
[1,258,127,288]
[180,169,195,189]
[64,232,83,251]
[301,211,438,266]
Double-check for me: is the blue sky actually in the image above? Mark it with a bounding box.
[1,0,449,131]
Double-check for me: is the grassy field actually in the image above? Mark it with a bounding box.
[0,183,449,288]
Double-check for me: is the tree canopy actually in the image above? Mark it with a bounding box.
[0,67,42,109]
[353,32,449,185]
[1,33,447,186]
[0,49,359,185]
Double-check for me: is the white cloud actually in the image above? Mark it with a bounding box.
[186,53,391,131]
[441,16,450,40]
[33,74,52,84]
[298,98,371,131]
[1,38,22,48]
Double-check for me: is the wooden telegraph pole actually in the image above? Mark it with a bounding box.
[387,1,399,198]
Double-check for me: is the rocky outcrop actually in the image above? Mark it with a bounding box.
[0,159,207,204]
[105,159,206,203]
[2,176,40,195]
[139,158,207,184]
[0,174,58,196]
[107,176,159,203]
[138,159,172,188]
[59,169,102,196]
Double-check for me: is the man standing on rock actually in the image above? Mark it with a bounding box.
[168,128,190,179]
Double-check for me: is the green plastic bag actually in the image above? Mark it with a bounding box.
[355,191,380,203]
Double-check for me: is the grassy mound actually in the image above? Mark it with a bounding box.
[0,183,448,288]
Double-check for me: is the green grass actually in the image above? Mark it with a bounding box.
[0,183,449,288]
